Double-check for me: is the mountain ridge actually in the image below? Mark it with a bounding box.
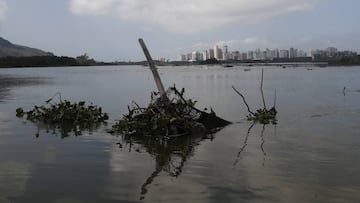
[0,37,53,57]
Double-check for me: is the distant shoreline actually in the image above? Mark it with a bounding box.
[0,55,359,68]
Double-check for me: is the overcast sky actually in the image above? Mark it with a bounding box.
[0,0,359,61]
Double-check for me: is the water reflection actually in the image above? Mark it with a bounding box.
[0,162,33,202]
[1,66,360,202]
[233,123,277,167]
[30,121,107,139]
[116,132,215,200]
[0,75,49,102]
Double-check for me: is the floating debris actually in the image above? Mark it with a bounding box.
[112,85,230,137]
[112,39,230,137]
[233,69,277,125]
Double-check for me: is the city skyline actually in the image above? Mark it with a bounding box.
[1,0,360,61]
[177,44,357,62]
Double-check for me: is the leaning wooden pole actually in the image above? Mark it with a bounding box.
[260,68,267,109]
[138,38,167,99]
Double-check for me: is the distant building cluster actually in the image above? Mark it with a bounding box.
[310,47,357,60]
[177,45,357,62]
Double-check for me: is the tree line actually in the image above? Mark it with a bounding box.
[0,55,97,68]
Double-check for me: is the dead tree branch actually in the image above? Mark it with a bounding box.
[232,86,255,116]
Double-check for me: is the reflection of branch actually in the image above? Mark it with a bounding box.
[135,134,204,200]
[140,145,194,200]
[140,167,162,200]
[260,124,266,166]
[233,123,268,166]
[233,122,255,166]
[260,124,266,156]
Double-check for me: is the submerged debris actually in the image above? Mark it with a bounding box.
[246,107,277,124]
[232,69,278,125]
[112,85,230,137]
[16,94,108,137]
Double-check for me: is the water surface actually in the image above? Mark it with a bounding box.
[0,65,359,202]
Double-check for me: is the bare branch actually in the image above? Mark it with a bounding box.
[232,86,255,115]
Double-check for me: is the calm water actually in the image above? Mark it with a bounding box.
[0,65,359,202]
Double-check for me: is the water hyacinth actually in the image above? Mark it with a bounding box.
[16,99,109,137]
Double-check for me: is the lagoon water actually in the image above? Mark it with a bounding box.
[0,65,360,202]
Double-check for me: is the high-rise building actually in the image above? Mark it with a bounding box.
[240,52,248,60]
[178,54,186,61]
[326,47,338,57]
[209,49,215,59]
[223,45,229,60]
[202,51,208,61]
[297,49,307,57]
[289,47,297,58]
[191,51,202,61]
[231,51,240,60]
[214,45,223,60]
[247,51,254,60]
[279,49,290,58]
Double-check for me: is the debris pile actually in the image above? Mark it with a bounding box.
[112,85,230,137]
[246,107,277,124]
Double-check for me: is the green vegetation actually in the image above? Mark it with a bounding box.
[0,54,99,68]
[246,107,277,124]
[16,96,109,137]
[199,58,220,65]
[0,56,81,68]
[328,55,360,66]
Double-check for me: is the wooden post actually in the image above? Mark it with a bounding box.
[260,68,267,109]
[138,38,167,98]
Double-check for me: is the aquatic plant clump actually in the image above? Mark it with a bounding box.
[112,85,230,137]
[247,107,277,125]
[232,69,278,125]
[16,100,109,136]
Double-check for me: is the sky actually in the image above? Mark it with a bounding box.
[0,0,359,61]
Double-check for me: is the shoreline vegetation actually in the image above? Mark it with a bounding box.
[0,55,359,68]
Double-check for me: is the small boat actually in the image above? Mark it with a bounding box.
[244,68,251,71]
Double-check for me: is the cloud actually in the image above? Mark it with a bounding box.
[190,37,276,52]
[0,0,7,20]
[70,0,315,33]
[243,37,271,46]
